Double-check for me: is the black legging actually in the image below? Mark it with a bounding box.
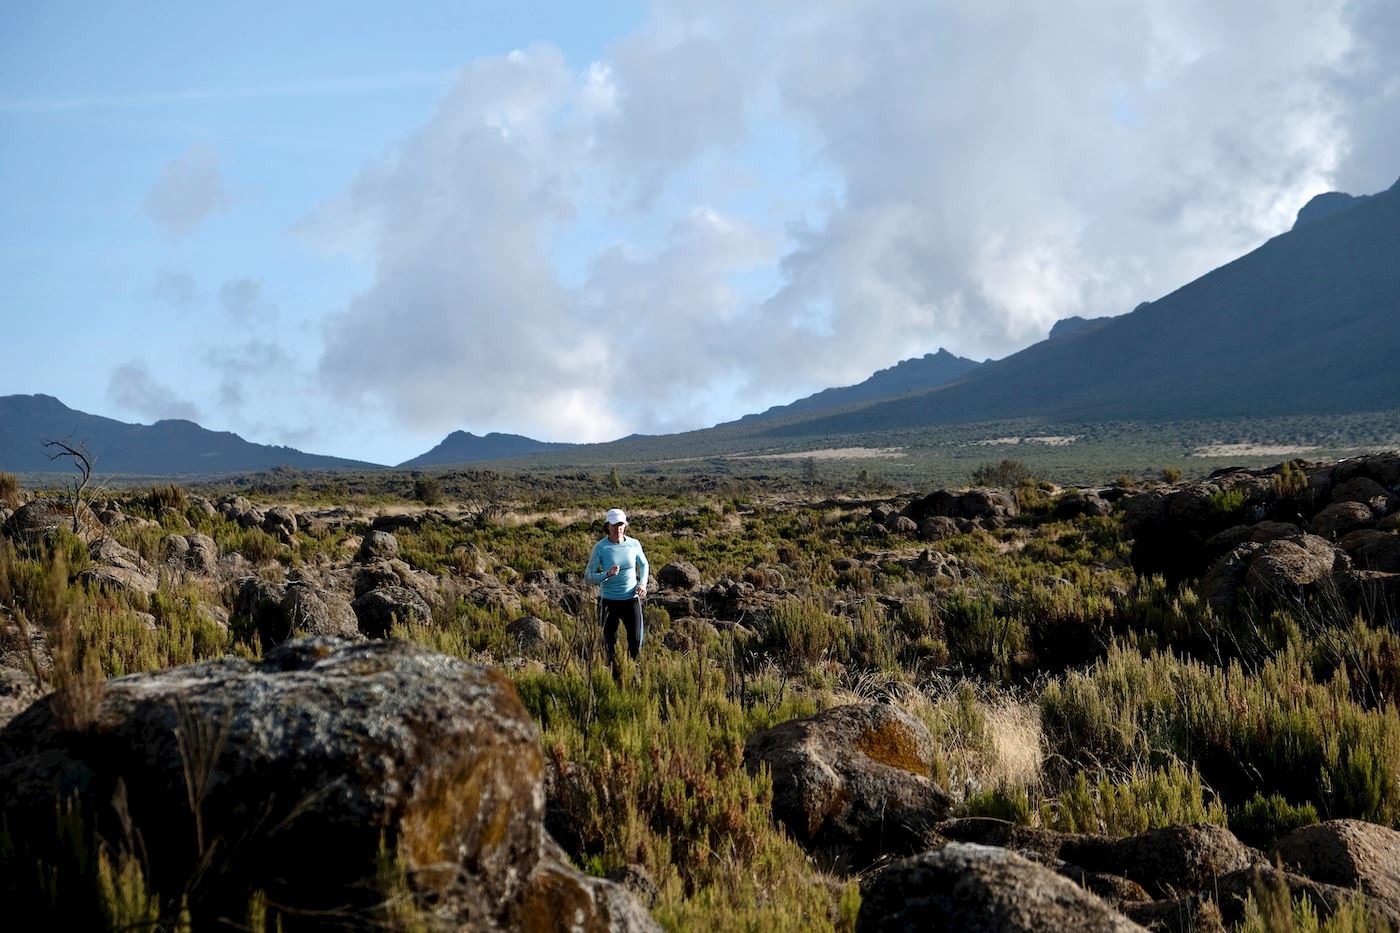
[599,597,644,668]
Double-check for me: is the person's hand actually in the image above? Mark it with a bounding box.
[605,564,620,578]
[636,586,647,600]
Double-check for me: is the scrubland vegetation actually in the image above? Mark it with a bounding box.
[2,457,1398,930]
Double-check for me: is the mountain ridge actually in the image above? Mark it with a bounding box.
[0,394,383,474]
[756,177,1400,438]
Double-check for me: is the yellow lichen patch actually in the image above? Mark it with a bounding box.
[855,722,931,777]
[512,860,600,933]
[398,744,543,896]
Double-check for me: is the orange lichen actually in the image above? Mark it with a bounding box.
[855,722,930,777]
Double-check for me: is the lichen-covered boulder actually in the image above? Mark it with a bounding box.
[0,638,657,931]
[1,497,103,543]
[744,702,950,866]
[857,843,1146,932]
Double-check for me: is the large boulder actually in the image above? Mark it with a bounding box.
[1216,865,1360,927]
[506,615,562,654]
[281,582,360,641]
[0,667,43,730]
[857,843,1145,932]
[1055,491,1112,520]
[352,585,434,637]
[1338,530,1400,573]
[2,498,103,543]
[907,489,1018,526]
[657,561,702,591]
[78,536,159,595]
[1330,477,1400,516]
[1272,820,1400,925]
[1096,824,1259,899]
[744,702,951,866]
[1243,535,1345,596]
[0,638,658,932]
[357,530,400,563]
[231,576,289,646]
[1336,570,1400,620]
[1312,501,1377,539]
[261,505,298,542]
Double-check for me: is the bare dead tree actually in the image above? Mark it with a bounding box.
[42,438,94,534]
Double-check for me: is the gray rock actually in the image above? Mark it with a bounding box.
[506,615,561,653]
[890,515,919,534]
[858,843,1145,932]
[357,529,400,563]
[282,583,359,641]
[352,585,434,637]
[1104,824,1259,899]
[1216,865,1357,927]
[0,667,43,730]
[918,516,961,541]
[1273,820,1400,926]
[1056,491,1112,520]
[262,505,298,541]
[658,561,702,591]
[184,534,220,575]
[78,537,159,595]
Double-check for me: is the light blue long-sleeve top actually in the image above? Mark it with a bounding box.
[584,535,649,600]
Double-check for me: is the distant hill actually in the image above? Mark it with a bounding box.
[397,430,572,468]
[759,176,1400,438]
[0,395,382,474]
[737,348,981,424]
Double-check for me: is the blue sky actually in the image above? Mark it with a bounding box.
[3,1,1397,465]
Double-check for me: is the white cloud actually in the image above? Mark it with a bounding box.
[309,0,1400,445]
[144,144,233,237]
[107,361,200,423]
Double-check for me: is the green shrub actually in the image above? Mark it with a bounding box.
[412,476,444,506]
[963,785,1032,824]
[1048,763,1226,836]
[1230,793,1319,850]
[971,459,1034,489]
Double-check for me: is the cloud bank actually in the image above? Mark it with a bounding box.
[310,0,1400,445]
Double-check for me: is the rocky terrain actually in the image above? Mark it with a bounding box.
[1,453,1398,929]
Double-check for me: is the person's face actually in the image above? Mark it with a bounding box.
[607,521,625,542]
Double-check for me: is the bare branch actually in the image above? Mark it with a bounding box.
[42,438,95,534]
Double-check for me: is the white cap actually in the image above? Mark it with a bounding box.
[605,507,628,525]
